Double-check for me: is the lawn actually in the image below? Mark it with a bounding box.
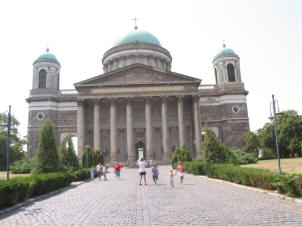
[242,158,302,174]
[0,171,30,180]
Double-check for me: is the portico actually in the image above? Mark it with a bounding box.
[75,64,202,163]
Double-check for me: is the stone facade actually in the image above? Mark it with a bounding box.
[27,31,249,162]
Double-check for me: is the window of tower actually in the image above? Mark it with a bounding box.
[227,64,235,82]
[38,69,46,88]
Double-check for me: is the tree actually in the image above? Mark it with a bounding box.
[59,135,79,171]
[82,146,93,168]
[92,150,104,166]
[203,126,238,164]
[0,112,26,170]
[171,145,192,167]
[240,131,260,157]
[257,110,302,157]
[32,121,60,173]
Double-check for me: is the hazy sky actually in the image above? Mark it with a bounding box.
[0,0,301,144]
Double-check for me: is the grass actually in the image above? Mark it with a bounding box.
[242,158,302,174]
[0,171,30,180]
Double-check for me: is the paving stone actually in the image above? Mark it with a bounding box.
[1,165,302,225]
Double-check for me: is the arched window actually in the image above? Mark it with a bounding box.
[38,69,46,88]
[227,64,235,82]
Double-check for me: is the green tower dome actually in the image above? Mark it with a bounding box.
[213,44,239,61]
[33,48,60,66]
[113,29,162,48]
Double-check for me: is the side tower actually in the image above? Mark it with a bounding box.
[200,44,249,150]
[27,49,61,157]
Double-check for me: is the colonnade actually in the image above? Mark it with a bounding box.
[77,95,202,161]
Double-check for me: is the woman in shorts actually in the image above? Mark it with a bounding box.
[138,158,147,185]
[176,161,185,184]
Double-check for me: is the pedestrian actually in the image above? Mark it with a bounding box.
[90,168,95,181]
[176,161,185,184]
[97,162,103,181]
[151,162,159,184]
[149,159,153,168]
[169,169,175,188]
[103,164,108,181]
[139,158,147,185]
[114,163,121,179]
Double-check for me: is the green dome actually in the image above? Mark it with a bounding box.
[33,49,60,65]
[213,45,239,61]
[113,29,162,48]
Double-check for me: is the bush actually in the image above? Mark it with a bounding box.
[0,168,91,209]
[10,158,32,174]
[59,135,80,171]
[92,150,104,166]
[181,161,302,197]
[233,150,258,165]
[171,145,192,168]
[262,148,276,160]
[32,121,60,174]
[82,147,93,168]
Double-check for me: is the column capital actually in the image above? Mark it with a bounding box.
[109,98,116,105]
[126,97,133,104]
[161,96,168,103]
[193,95,200,102]
[177,95,184,102]
[77,100,85,106]
[144,97,152,103]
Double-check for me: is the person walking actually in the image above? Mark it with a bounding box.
[103,164,108,181]
[151,162,159,184]
[97,162,103,181]
[90,168,95,181]
[138,158,147,185]
[176,161,185,184]
[169,169,175,188]
[114,163,121,179]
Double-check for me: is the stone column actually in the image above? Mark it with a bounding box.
[162,97,170,160]
[77,101,85,158]
[193,95,202,158]
[93,100,101,151]
[145,98,153,160]
[178,96,185,148]
[110,99,118,162]
[126,98,135,162]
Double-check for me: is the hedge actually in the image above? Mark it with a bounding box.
[181,161,302,197]
[0,168,90,209]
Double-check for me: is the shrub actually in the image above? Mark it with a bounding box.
[59,135,80,171]
[233,150,258,165]
[32,121,60,174]
[82,147,93,168]
[262,148,276,160]
[10,158,32,174]
[73,168,90,181]
[92,150,104,166]
[183,161,205,175]
[171,145,192,168]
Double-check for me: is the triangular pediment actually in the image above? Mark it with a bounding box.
[74,64,201,88]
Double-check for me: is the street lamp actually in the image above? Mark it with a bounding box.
[270,95,283,173]
[0,106,17,180]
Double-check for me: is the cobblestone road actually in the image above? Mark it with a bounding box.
[1,165,302,225]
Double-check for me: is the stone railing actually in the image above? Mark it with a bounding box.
[59,89,78,95]
[198,84,217,91]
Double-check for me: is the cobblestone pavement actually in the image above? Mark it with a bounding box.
[1,165,302,225]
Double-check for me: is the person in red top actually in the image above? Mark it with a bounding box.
[114,163,121,180]
[176,161,185,184]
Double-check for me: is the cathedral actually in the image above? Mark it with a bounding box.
[26,27,249,164]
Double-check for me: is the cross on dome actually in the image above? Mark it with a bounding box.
[133,17,139,29]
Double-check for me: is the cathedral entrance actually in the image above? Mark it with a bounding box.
[135,140,145,161]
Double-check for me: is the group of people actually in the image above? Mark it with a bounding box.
[90,159,185,188]
[138,158,185,188]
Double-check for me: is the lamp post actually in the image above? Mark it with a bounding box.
[272,95,282,173]
[0,106,13,180]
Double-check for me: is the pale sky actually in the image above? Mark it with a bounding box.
[0,0,302,147]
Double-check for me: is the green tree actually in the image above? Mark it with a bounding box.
[203,126,238,164]
[0,112,26,171]
[171,145,192,167]
[32,121,60,173]
[82,146,93,168]
[92,150,104,166]
[257,110,302,157]
[240,131,260,157]
[59,135,79,171]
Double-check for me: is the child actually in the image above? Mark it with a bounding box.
[151,162,159,184]
[90,168,95,181]
[114,163,121,179]
[169,169,175,188]
[103,164,108,181]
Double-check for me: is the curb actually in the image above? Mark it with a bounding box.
[0,180,88,217]
[195,174,302,205]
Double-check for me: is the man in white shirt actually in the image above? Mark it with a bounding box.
[138,158,147,185]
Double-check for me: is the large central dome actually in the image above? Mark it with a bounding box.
[102,28,172,73]
[113,29,162,48]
